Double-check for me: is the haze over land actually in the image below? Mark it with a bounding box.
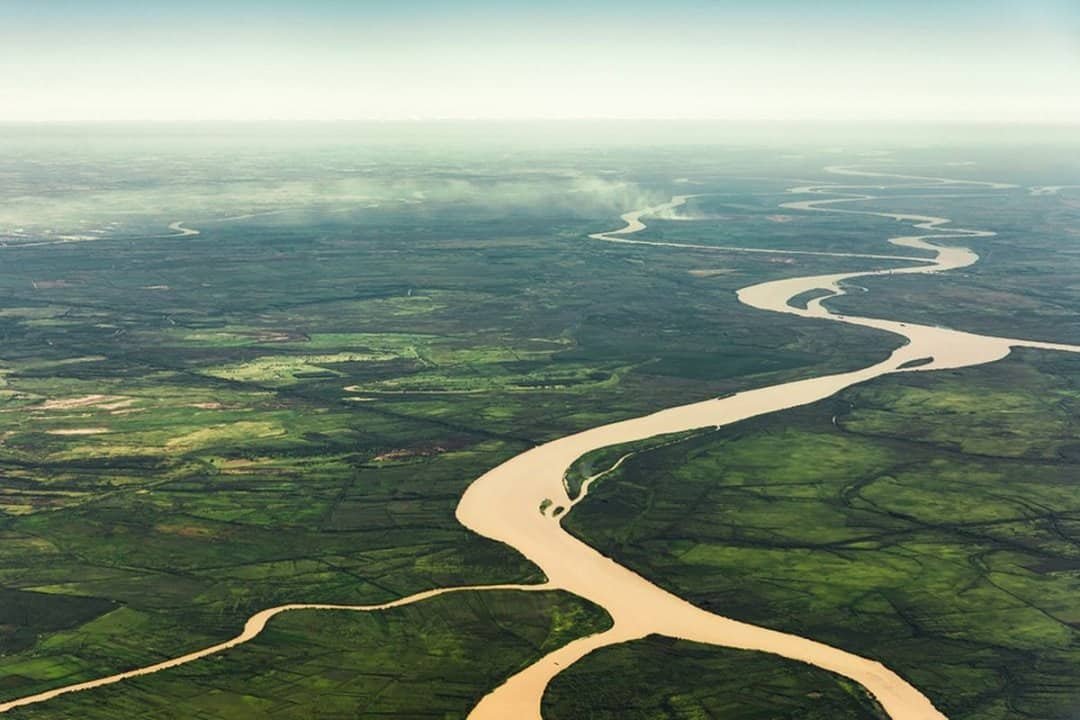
[0,128,1078,718]
[2,1,1080,719]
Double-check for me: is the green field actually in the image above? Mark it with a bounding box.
[1,131,1078,717]
[8,590,610,719]
[561,349,1080,719]
[545,636,886,720]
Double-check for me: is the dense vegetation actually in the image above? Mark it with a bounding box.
[1,133,1076,717]
[545,636,886,720]
[10,590,609,719]
[560,350,1080,719]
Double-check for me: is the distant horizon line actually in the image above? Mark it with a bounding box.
[3,118,1079,126]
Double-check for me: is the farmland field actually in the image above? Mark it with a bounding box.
[1,126,1078,718]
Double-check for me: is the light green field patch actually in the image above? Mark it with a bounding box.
[348,360,621,394]
[295,333,566,363]
[355,293,448,317]
[165,421,286,452]
[279,332,433,352]
[0,654,88,683]
[13,356,108,372]
[202,352,395,384]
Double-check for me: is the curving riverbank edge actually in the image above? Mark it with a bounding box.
[4,165,1078,720]
[458,167,1080,720]
[0,583,550,714]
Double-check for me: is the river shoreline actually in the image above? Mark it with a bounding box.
[6,166,1078,720]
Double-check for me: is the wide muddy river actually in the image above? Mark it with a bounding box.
[5,166,1078,719]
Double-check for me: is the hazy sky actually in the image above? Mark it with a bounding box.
[2,0,1078,123]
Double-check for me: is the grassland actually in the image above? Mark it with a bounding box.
[7,590,610,719]
[561,349,1080,719]
[1,135,1077,717]
[825,189,1080,343]
[0,140,913,713]
[545,636,886,719]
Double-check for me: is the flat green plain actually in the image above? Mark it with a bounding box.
[560,349,1080,719]
[1,137,1078,717]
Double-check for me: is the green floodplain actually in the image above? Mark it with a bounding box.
[0,128,1078,718]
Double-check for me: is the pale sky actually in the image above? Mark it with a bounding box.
[2,0,1078,123]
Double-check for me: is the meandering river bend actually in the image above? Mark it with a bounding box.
[4,166,1078,719]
